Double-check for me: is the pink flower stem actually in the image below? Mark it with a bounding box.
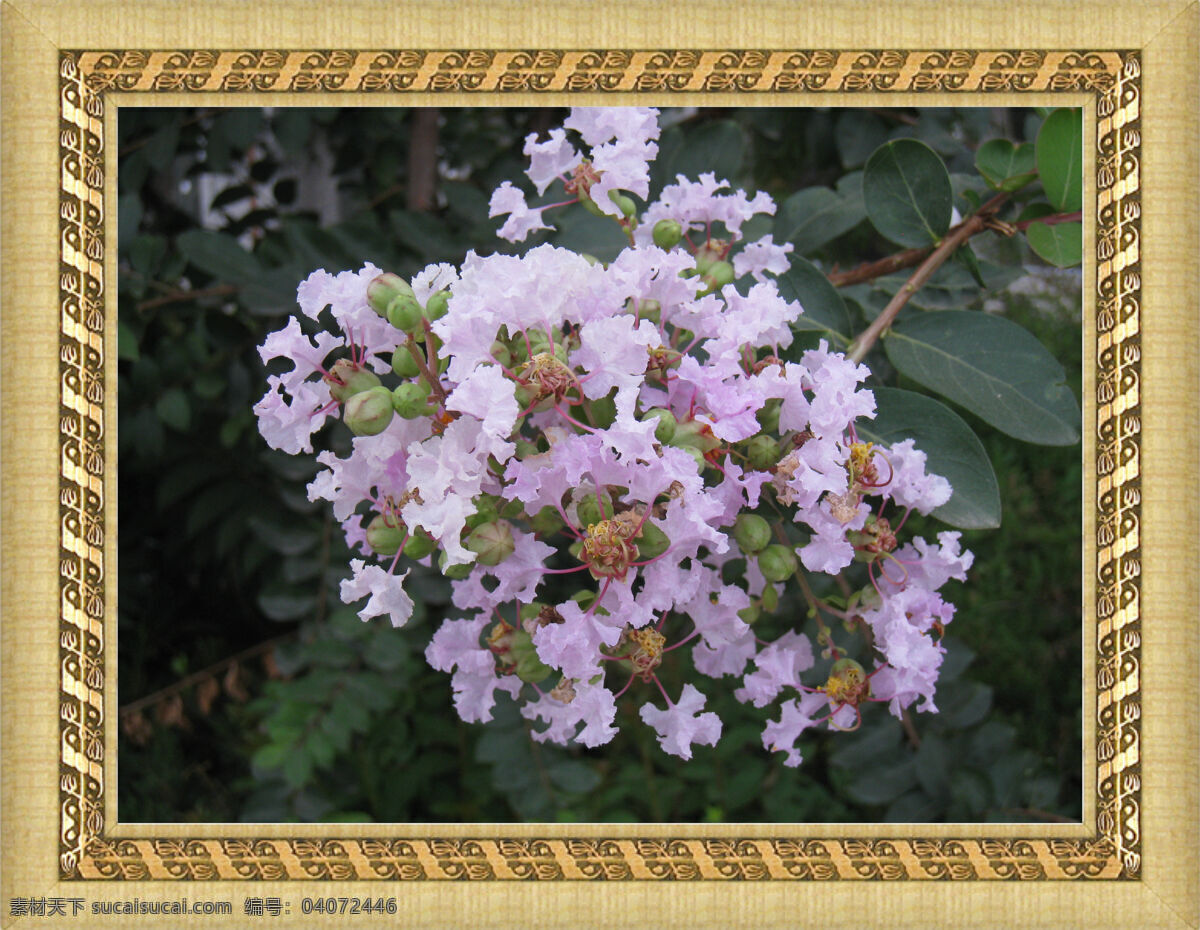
[554,403,597,434]
[662,628,700,653]
[651,673,674,707]
[612,672,638,700]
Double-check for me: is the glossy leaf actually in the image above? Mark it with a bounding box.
[884,311,1081,445]
[856,387,1001,529]
[1035,109,1083,212]
[863,139,953,247]
[776,257,853,346]
[974,139,1036,191]
[1025,221,1083,268]
[774,184,867,256]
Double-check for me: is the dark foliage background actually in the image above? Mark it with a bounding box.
[117,106,1081,824]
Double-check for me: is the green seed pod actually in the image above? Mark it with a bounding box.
[579,194,605,217]
[366,273,413,317]
[652,218,683,249]
[325,358,382,403]
[694,242,726,274]
[636,521,670,561]
[575,493,607,529]
[641,407,677,443]
[438,550,473,580]
[392,382,431,419]
[365,513,406,556]
[424,290,450,322]
[757,544,798,583]
[386,293,424,333]
[609,191,637,219]
[466,519,515,566]
[343,385,395,436]
[737,603,761,626]
[733,513,772,555]
[403,531,437,560]
[391,345,421,379]
[745,434,781,470]
[760,583,779,613]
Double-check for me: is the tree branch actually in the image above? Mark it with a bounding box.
[846,194,1008,364]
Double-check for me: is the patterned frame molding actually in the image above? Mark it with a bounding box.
[58,48,1141,881]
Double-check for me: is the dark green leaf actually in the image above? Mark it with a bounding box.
[845,759,918,806]
[256,588,315,622]
[856,387,1000,529]
[117,320,140,362]
[130,234,167,276]
[154,388,191,431]
[835,111,889,170]
[776,257,852,346]
[884,311,1081,445]
[1025,221,1082,268]
[863,139,953,247]
[177,229,260,282]
[774,186,867,256]
[547,759,602,794]
[974,139,1036,191]
[914,732,950,797]
[885,789,943,822]
[661,119,747,186]
[1035,109,1083,212]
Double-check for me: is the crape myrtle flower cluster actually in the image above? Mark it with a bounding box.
[254,107,973,767]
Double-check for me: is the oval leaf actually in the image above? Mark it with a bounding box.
[1025,220,1082,268]
[660,119,746,187]
[863,139,953,248]
[884,311,1081,445]
[974,139,1037,192]
[1035,109,1083,212]
[856,387,1000,529]
[774,186,867,256]
[776,257,852,346]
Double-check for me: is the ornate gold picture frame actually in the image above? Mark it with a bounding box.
[4,2,1197,927]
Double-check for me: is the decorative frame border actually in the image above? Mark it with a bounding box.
[57,48,1141,881]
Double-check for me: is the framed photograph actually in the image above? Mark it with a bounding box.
[1,2,1196,928]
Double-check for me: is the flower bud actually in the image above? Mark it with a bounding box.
[365,512,406,556]
[386,293,424,332]
[758,543,798,583]
[530,505,564,536]
[466,519,515,566]
[403,531,437,560]
[756,399,781,434]
[607,189,638,219]
[733,513,772,554]
[424,290,450,322]
[392,345,421,379]
[344,385,395,436]
[761,583,779,613]
[652,219,683,249]
[392,381,431,419]
[438,550,473,580]
[745,434,781,470]
[575,493,608,529]
[510,629,553,683]
[635,521,670,561]
[698,260,735,295]
[325,358,382,403]
[641,407,676,443]
[737,603,761,625]
[367,273,413,317]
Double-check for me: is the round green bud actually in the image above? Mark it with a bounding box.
[343,385,394,436]
[698,260,736,295]
[490,340,513,369]
[606,190,637,219]
[392,345,421,379]
[761,583,779,613]
[636,521,670,561]
[758,544,798,583]
[366,273,413,317]
[365,513,406,556]
[465,519,515,566]
[515,647,554,684]
[733,513,772,555]
[530,505,564,536]
[745,434,781,470]
[392,382,431,419]
[641,407,677,443]
[424,290,450,322]
[386,293,424,332]
[325,358,381,403]
[403,531,437,560]
[438,550,473,580]
[684,446,707,470]
[652,219,683,249]
[694,243,724,274]
[737,603,761,626]
[575,493,606,529]
[756,399,781,434]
